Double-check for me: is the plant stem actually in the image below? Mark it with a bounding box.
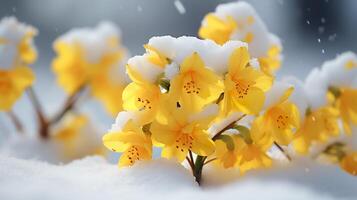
[193,114,247,184]
[204,157,217,165]
[27,87,49,139]
[7,110,24,133]
[274,141,291,161]
[50,86,85,125]
[186,157,195,174]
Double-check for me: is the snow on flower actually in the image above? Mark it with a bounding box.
[199,1,282,74]
[0,17,36,111]
[0,17,38,69]
[52,21,129,115]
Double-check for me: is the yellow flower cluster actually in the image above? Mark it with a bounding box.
[102,2,356,181]
[0,17,36,110]
[52,22,128,116]
[199,1,282,75]
[103,37,300,177]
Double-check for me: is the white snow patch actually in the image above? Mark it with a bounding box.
[148,35,248,75]
[0,155,355,199]
[0,16,38,69]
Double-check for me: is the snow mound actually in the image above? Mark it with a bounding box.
[0,155,355,200]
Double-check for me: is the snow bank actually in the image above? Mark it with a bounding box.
[0,155,354,200]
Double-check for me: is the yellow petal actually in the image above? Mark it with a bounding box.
[228,47,250,78]
[191,131,215,156]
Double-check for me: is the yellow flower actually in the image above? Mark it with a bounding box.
[262,87,300,145]
[258,44,282,75]
[198,14,237,45]
[54,115,105,160]
[151,100,215,162]
[170,52,223,112]
[221,47,273,115]
[144,44,169,68]
[214,135,241,168]
[91,73,125,116]
[334,88,357,134]
[0,66,34,110]
[340,152,357,176]
[237,117,273,173]
[122,65,162,125]
[18,30,38,65]
[294,107,340,154]
[52,41,122,94]
[103,120,152,167]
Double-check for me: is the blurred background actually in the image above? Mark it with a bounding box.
[0,0,357,139]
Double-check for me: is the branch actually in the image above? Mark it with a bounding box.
[50,86,85,125]
[212,114,247,141]
[7,110,24,133]
[27,87,49,139]
[274,141,292,162]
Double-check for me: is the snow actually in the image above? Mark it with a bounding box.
[148,35,248,75]
[1,115,105,164]
[174,0,186,15]
[0,155,355,200]
[304,52,357,109]
[204,1,280,59]
[54,21,123,64]
[0,16,38,69]
[127,55,164,83]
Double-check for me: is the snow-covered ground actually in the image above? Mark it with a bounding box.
[0,155,355,200]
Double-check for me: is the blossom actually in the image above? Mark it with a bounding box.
[294,107,340,154]
[340,152,357,176]
[262,87,300,145]
[0,17,37,110]
[122,65,162,125]
[221,47,272,115]
[54,115,105,160]
[198,1,282,74]
[151,100,216,162]
[214,134,241,168]
[198,14,237,45]
[52,22,124,94]
[103,119,152,167]
[0,66,34,110]
[237,116,273,173]
[332,88,357,134]
[0,17,38,69]
[169,52,223,112]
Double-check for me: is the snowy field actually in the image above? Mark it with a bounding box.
[0,155,356,200]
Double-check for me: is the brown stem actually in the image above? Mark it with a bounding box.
[194,113,247,185]
[50,86,85,125]
[186,156,195,173]
[203,157,217,165]
[212,114,247,140]
[274,141,292,161]
[7,110,24,133]
[27,87,49,139]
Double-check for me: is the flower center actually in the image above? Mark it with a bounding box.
[183,80,200,94]
[137,97,152,110]
[276,114,289,129]
[175,133,193,152]
[234,79,252,98]
[126,145,141,165]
